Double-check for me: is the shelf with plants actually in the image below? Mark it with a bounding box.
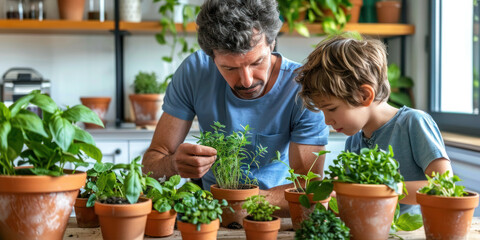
[0,20,115,34]
[0,20,415,37]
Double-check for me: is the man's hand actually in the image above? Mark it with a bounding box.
[172,143,217,178]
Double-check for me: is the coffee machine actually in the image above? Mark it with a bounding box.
[1,67,51,107]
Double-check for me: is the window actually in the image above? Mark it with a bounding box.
[430,0,480,136]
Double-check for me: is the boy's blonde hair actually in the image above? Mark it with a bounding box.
[296,34,390,112]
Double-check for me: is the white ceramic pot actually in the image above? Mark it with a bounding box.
[120,0,142,22]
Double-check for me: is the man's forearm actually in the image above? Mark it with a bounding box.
[142,149,178,180]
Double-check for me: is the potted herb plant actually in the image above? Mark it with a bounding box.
[417,171,479,239]
[74,162,114,228]
[242,195,281,240]
[129,71,169,127]
[275,150,331,230]
[175,189,228,240]
[196,121,266,228]
[0,90,103,239]
[308,146,405,240]
[93,156,162,240]
[144,174,202,237]
[295,203,350,240]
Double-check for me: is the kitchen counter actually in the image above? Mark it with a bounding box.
[64,217,480,240]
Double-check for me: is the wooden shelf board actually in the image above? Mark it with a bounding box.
[0,20,114,34]
[0,20,415,37]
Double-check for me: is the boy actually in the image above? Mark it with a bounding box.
[295,35,453,214]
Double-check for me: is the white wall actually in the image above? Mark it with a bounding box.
[0,0,430,123]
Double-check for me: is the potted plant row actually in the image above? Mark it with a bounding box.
[417,171,479,239]
[196,121,266,228]
[0,90,104,239]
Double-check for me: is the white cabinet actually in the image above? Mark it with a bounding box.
[96,140,130,164]
[129,140,152,161]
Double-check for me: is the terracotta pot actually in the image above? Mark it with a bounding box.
[334,182,401,240]
[80,97,111,129]
[284,188,330,230]
[129,94,164,127]
[210,184,259,228]
[243,216,281,240]
[95,198,152,240]
[376,0,401,23]
[74,197,99,228]
[58,0,86,21]
[416,191,479,240]
[0,170,86,240]
[177,218,220,240]
[145,209,177,237]
[348,0,363,23]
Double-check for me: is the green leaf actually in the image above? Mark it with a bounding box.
[294,23,310,37]
[390,92,412,107]
[76,142,102,162]
[0,121,11,151]
[49,115,75,151]
[299,194,311,208]
[395,213,423,231]
[0,102,11,121]
[125,170,142,204]
[30,168,62,176]
[7,128,23,158]
[30,93,58,113]
[62,105,104,127]
[86,194,96,207]
[328,197,338,214]
[146,177,163,194]
[27,141,54,159]
[11,110,48,137]
[9,93,35,117]
[155,33,166,45]
[73,126,95,145]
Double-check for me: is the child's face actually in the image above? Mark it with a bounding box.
[312,95,369,136]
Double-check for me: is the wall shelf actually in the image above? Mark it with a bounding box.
[0,20,114,34]
[0,20,415,37]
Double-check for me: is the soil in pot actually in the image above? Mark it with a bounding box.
[210,184,259,228]
[243,215,281,240]
[74,197,99,228]
[284,188,330,230]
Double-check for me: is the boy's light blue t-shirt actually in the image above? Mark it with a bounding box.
[345,106,449,214]
[163,50,330,190]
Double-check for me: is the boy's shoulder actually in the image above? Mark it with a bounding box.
[396,106,433,123]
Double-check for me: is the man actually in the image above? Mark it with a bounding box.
[142,0,329,216]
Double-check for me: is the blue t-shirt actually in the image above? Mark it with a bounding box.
[345,106,449,214]
[163,50,329,190]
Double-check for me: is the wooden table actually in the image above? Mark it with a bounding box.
[64,217,480,240]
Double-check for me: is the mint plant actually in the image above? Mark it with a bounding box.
[242,195,280,221]
[0,90,103,176]
[94,156,163,205]
[195,121,267,189]
[174,189,229,231]
[133,71,169,94]
[418,171,468,197]
[294,203,350,240]
[145,174,202,213]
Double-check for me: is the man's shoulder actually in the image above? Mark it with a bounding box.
[279,54,302,71]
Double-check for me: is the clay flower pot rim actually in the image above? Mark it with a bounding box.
[0,169,86,193]
[416,190,479,199]
[210,184,260,201]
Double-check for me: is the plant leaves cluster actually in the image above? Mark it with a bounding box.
[154,0,200,83]
[294,203,350,240]
[241,195,280,221]
[195,121,267,189]
[145,174,202,213]
[388,63,414,108]
[418,171,468,197]
[174,189,228,231]
[0,90,103,176]
[305,145,405,208]
[92,156,164,205]
[133,71,169,94]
